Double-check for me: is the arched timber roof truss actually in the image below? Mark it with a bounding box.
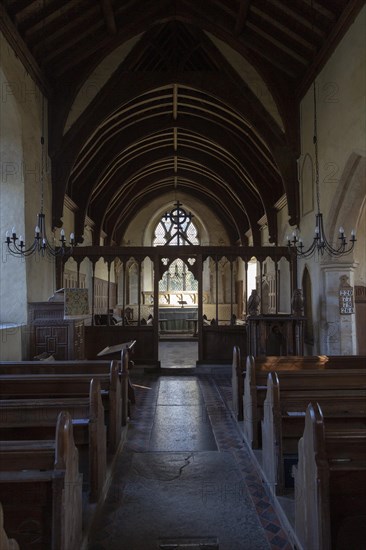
[2,1,362,248]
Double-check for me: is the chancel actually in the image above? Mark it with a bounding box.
[0,2,365,549]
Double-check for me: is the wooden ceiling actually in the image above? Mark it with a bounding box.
[1,0,363,246]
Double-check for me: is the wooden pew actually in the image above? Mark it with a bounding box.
[97,345,136,419]
[121,347,132,425]
[236,353,328,446]
[0,361,122,451]
[247,354,366,372]
[0,378,106,502]
[0,359,116,375]
[0,411,82,550]
[293,403,366,550]
[234,353,366,442]
[261,372,366,495]
[0,349,134,426]
[0,503,19,550]
[243,355,366,448]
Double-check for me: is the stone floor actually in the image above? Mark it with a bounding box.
[159,340,198,369]
[87,342,293,550]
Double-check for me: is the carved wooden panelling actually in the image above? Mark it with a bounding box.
[35,326,68,359]
[202,326,247,362]
[247,315,305,356]
[355,285,366,301]
[28,302,85,360]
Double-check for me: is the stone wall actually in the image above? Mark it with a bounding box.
[287,6,366,354]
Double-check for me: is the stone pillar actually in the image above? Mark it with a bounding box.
[320,263,358,355]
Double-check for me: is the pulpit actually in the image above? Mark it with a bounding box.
[28,301,85,360]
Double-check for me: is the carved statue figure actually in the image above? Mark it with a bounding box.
[248,289,260,316]
[292,288,304,316]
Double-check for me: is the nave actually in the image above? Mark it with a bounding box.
[87,343,292,550]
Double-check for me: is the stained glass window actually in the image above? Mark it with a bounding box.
[153,205,199,291]
[153,202,199,247]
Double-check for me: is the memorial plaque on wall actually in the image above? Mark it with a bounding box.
[339,275,355,315]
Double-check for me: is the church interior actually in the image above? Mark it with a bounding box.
[0,1,365,549]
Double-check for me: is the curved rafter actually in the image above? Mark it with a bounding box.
[2,1,359,250]
[48,31,300,233]
[71,126,278,245]
[98,160,262,244]
[108,180,245,247]
[62,80,288,245]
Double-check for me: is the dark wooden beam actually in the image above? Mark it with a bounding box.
[100,0,117,34]
[46,2,295,151]
[234,0,251,36]
[31,6,102,58]
[0,3,51,96]
[69,115,280,214]
[16,0,67,34]
[296,0,365,98]
[51,69,294,228]
[84,147,266,243]
[241,27,305,78]
[67,244,292,263]
[249,8,315,60]
[106,182,245,247]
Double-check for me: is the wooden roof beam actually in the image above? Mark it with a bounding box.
[234,0,251,36]
[246,21,308,64]
[14,1,43,27]
[16,0,71,33]
[264,0,326,37]
[249,5,316,53]
[0,3,51,96]
[297,0,365,98]
[100,0,117,35]
[301,0,337,21]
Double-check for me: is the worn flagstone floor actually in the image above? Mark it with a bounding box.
[87,343,293,550]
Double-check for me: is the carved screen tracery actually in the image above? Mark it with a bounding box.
[154,210,199,293]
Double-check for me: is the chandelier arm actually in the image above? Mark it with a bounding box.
[8,237,40,255]
[44,243,68,258]
[290,232,356,258]
[5,234,71,258]
[7,241,39,257]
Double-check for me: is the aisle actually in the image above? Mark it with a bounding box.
[87,372,293,550]
[158,341,198,369]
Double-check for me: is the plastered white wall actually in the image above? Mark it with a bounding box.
[280,7,366,353]
[0,33,54,327]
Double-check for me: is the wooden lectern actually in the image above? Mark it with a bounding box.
[98,340,137,421]
[97,340,136,359]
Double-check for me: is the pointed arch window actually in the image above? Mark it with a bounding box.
[153,202,199,246]
[153,205,199,292]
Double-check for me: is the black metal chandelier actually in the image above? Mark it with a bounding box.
[5,102,74,259]
[287,81,356,259]
[5,213,75,258]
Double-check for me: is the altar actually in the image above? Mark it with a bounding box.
[158,307,198,332]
